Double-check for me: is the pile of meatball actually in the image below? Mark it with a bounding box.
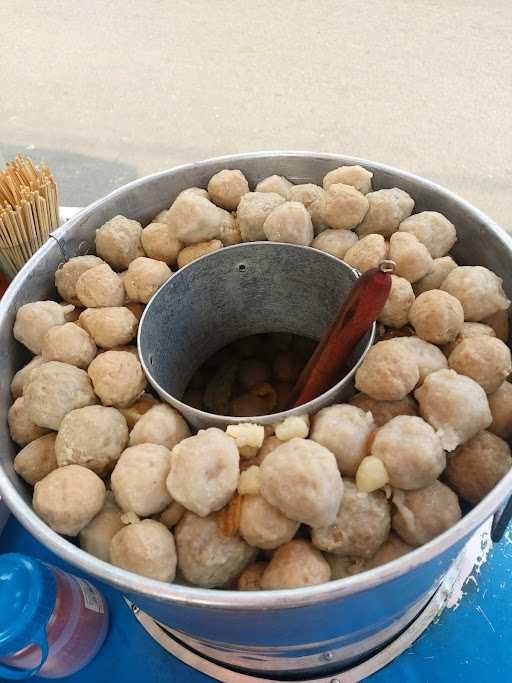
[7,164,512,591]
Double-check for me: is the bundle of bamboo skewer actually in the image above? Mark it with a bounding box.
[0,155,59,280]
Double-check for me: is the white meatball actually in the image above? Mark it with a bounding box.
[166,428,239,517]
[207,169,249,210]
[260,540,331,589]
[237,562,268,590]
[488,381,512,440]
[323,165,373,194]
[325,554,368,579]
[388,232,433,283]
[357,188,414,238]
[355,339,420,401]
[119,393,159,430]
[350,393,419,427]
[255,175,293,197]
[260,438,343,528]
[11,356,46,399]
[236,192,286,242]
[344,234,387,273]
[287,184,327,232]
[141,222,182,265]
[441,266,510,321]
[413,256,458,296]
[79,307,138,349]
[448,336,511,394]
[14,433,58,485]
[76,264,125,308]
[415,369,492,451]
[166,192,234,244]
[312,229,358,260]
[124,257,171,304]
[95,215,144,271]
[367,533,414,569]
[129,404,191,450]
[88,351,145,408]
[442,321,496,358]
[8,397,50,446]
[79,493,124,562]
[408,290,464,344]
[320,183,369,230]
[398,212,456,258]
[177,240,223,268]
[41,322,97,369]
[55,256,105,305]
[394,337,448,384]
[14,301,74,354]
[263,201,314,245]
[239,494,299,550]
[378,275,415,328]
[110,519,177,582]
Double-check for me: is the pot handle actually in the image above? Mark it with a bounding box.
[491,495,512,542]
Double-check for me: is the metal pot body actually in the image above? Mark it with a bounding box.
[0,152,511,677]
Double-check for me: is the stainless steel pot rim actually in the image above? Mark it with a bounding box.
[1,151,511,611]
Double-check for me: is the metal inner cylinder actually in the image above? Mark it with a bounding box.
[138,242,375,429]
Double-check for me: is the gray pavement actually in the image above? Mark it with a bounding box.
[1,1,511,230]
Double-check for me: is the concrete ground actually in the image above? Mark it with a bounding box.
[1,1,511,230]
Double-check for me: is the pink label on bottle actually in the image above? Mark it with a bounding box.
[75,577,104,614]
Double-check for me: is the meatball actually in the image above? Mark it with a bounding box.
[367,533,413,569]
[344,234,387,273]
[124,257,172,304]
[442,322,496,357]
[415,369,492,451]
[41,322,97,369]
[110,519,177,582]
[79,307,138,350]
[371,416,445,489]
[388,232,433,283]
[24,361,97,431]
[219,213,241,246]
[355,339,420,401]
[129,404,191,450]
[392,482,461,546]
[312,481,390,559]
[263,201,314,246]
[76,264,125,308]
[260,438,343,528]
[350,393,419,427]
[260,540,331,589]
[14,301,74,354]
[177,240,223,268]
[158,501,186,529]
[175,512,256,588]
[236,192,286,242]
[8,397,50,446]
[166,428,239,517]
[141,222,182,265]
[323,165,373,194]
[55,405,128,475]
[14,433,58,485]
[95,215,144,271]
[207,169,249,210]
[239,494,299,549]
[445,431,512,504]
[408,290,464,345]
[310,404,375,476]
[79,493,124,562]
[413,256,458,296]
[11,356,46,399]
[325,554,367,580]
[448,336,511,394]
[33,465,106,536]
[55,256,105,305]
[167,191,235,245]
[287,184,327,232]
[312,229,358,260]
[488,381,512,440]
[320,183,369,230]
[482,309,509,342]
[237,562,268,591]
[441,266,510,322]
[88,351,145,408]
[257,435,282,462]
[394,337,448,384]
[378,275,415,328]
[119,393,159,430]
[398,212,456,258]
[255,175,292,197]
[356,188,414,238]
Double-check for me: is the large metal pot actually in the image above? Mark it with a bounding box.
[1,152,511,678]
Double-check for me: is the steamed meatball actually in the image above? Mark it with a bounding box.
[110,519,177,582]
[263,201,314,245]
[14,301,74,354]
[166,428,239,517]
[260,540,331,589]
[388,232,433,283]
[41,323,97,368]
[398,212,456,258]
[323,165,373,194]
[356,188,414,238]
[344,234,387,273]
[33,465,106,536]
[88,351,145,408]
[111,443,172,516]
[208,169,250,210]
[287,184,327,232]
[255,175,292,197]
[415,369,492,451]
[79,307,138,349]
[260,438,343,528]
[175,512,256,588]
[441,266,510,321]
[482,309,509,342]
[413,256,458,296]
[350,393,418,427]
[55,255,105,305]
[310,404,375,476]
[237,562,268,591]
[378,275,415,328]
[394,337,448,384]
[355,339,420,401]
[177,240,223,268]
[11,356,46,399]
[320,183,369,230]
[55,405,128,475]
[325,554,367,580]
[76,264,125,308]
[371,416,446,489]
[312,229,358,260]
[312,481,390,558]
[367,533,414,569]
[442,322,496,357]
[408,290,464,345]
[95,215,144,270]
[392,482,461,546]
[14,433,58,485]
[141,222,182,265]
[158,501,186,529]
[129,404,191,450]
[8,397,50,446]
[448,336,511,394]
[236,192,286,242]
[488,381,512,440]
[124,257,171,304]
[24,362,97,430]
[119,393,159,430]
[166,192,233,244]
[219,213,242,246]
[79,493,124,562]
[239,494,299,549]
